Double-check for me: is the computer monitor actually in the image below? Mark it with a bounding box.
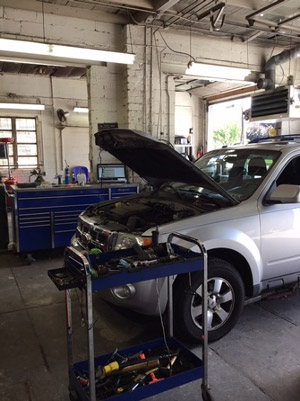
[97,163,126,182]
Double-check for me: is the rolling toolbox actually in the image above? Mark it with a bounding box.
[48,232,213,401]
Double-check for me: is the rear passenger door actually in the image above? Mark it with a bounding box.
[260,155,300,281]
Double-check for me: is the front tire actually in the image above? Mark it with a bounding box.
[174,258,245,342]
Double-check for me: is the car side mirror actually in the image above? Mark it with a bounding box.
[268,184,300,204]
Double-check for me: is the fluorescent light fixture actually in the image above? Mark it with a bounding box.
[0,56,68,67]
[0,103,45,110]
[73,107,89,113]
[0,38,135,65]
[186,62,251,80]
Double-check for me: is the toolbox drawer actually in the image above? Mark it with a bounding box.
[110,186,138,199]
[16,189,105,198]
[13,185,138,252]
[18,194,100,209]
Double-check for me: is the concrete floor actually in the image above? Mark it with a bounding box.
[1,249,300,401]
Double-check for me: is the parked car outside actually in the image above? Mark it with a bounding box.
[72,129,300,342]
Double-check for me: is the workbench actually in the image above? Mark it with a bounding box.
[48,233,212,401]
[10,184,138,253]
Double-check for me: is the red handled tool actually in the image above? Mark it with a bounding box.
[139,353,163,384]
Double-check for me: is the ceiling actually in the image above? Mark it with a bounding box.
[1,0,300,97]
[35,0,300,46]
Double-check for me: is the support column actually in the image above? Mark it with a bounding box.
[123,25,175,141]
[86,65,122,180]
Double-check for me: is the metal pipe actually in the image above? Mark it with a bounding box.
[165,74,173,144]
[150,27,153,134]
[50,76,59,175]
[246,0,285,21]
[164,0,209,29]
[143,26,147,131]
[258,45,300,89]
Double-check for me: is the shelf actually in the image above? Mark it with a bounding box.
[48,246,204,292]
[91,255,203,291]
[71,337,204,401]
[48,232,210,401]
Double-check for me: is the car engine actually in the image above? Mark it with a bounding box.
[75,194,203,251]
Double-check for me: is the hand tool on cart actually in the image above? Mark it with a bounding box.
[49,232,214,401]
[139,353,163,384]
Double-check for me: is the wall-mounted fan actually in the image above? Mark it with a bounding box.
[57,109,70,123]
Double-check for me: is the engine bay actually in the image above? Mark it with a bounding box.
[83,196,201,234]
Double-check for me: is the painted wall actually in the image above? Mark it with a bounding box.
[175,92,202,158]
[0,73,88,182]
[0,5,123,50]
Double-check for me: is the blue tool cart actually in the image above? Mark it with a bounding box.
[48,233,213,401]
[10,184,138,253]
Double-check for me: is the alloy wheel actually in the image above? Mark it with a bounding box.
[190,276,235,331]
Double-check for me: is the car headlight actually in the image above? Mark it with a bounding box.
[109,232,152,251]
[71,234,79,247]
[111,284,136,300]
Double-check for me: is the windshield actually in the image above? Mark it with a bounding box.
[159,182,231,210]
[195,148,280,201]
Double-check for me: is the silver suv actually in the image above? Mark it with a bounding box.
[72,129,300,342]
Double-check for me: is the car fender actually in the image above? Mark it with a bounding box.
[157,217,262,287]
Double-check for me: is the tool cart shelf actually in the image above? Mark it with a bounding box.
[48,232,212,401]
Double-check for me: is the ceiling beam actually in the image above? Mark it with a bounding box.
[251,17,300,34]
[226,0,290,18]
[244,31,263,43]
[132,0,181,23]
[278,12,300,25]
[0,0,128,24]
[226,0,278,11]
[155,0,181,13]
[85,0,154,10]
[246,0,286,20]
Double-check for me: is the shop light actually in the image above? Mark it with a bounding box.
[0,38,135,65]
[185,62,251,80]
[73,107,89,113]
[0,103,45,110]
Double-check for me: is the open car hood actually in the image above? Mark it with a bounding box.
[95,129,238,206]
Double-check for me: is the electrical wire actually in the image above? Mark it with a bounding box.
[162,0,213,29]
[158,30,196,62]
[73,287,103,330]
[71,288,86,331]
[278,64,286,85]
[128,23,134,54]
[129,8,299,46]
[155,278,171,363]
[128,10,241,41]
[42,1,46,42]
[98,149,103,164]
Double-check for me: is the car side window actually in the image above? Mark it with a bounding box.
[277,156,300,186]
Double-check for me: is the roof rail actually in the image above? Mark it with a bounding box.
[249,134,300,144]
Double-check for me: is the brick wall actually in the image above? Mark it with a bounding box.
[1,4,300,184]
